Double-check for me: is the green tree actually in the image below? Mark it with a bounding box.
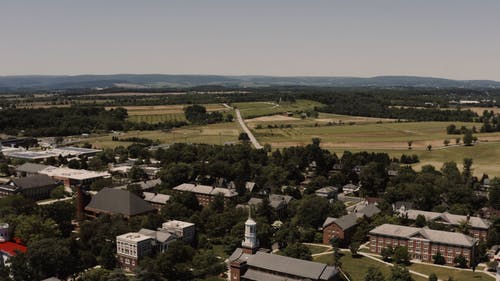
[99,242,117,270]
[332,245,342,268]
[432,252,445,265]
[427,144,432,151]
[159,162,193,188]
[349,241,361,256]
[443,139,450,146]
[389,265,413,281]
[107,270,129,281]
[393,246,410,264]
[428,273,438,281]
[282,243,312,261]
[453,254,468,268]
[50,185,67,199]
[238,132,250,143]
[364,267,385,281]
[463,130,474,146]
[14,215,61,244]
[381,246,394,261]
[129,165,148,181]
[191,250,227,278]
[27,238,75,280]
[81,268,111,281]
[415,214,426,227]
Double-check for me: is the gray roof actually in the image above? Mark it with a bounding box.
[10,175,59,190]
[354,204,381,218]
[137,179,161,190]
[85,188,155,217]
[138,228,176,243]
[269,194,293,204]
[241,268,291,281]
[143,192,170,204]
[403,209,491,230]
[323,213,358,230]
[369,224,478,248]
[16,163,50,174]
[246,251,338,280]
[41,278,61,281]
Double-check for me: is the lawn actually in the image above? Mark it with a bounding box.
[233,99,323,118]
[304,244,331,255]
[79,121,242,149]
[408,263,495,281]
[314,253,427,281]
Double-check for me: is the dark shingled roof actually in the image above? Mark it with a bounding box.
[85,188,155,217]
[11,175,59,190]
[323,213,358,230]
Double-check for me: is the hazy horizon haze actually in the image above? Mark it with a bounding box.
[1,0,499,80]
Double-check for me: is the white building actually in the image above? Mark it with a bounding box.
[116,232,153,271]
[161,220,195,243]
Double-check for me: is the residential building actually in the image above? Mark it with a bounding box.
[323,204,380,245]
[161,220,195,243]
[116,232,153,272]
[0,175,60,200]
[15,163,50,177]
[85,188,156,219]
[143,192,170,209]
[315,186,338,199]
[173,183,237,207]
[400,209,491,240]
[228,215,340,281]
[369,224,477,266]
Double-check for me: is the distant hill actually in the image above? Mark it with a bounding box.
[1,74,500,91]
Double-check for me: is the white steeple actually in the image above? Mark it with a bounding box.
[241,207,259,251]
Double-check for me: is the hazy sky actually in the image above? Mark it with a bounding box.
[1,1,499,80]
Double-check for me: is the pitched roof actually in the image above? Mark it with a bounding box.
[10,175,59,190]
[403,209,491,230]
[323,213,358,230]
[143,192,170,205]
[369,224,478,247]
[16,163,50,174]
[246,251,338,280]
[85,188,155,217]
[0,241,27,256]
[354,204,381,218]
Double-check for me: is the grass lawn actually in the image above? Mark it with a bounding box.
[234,99,323,118]
[79,121,242,149]
[305,244,331,255]
[408,263,495,281]
[314,253,427,281]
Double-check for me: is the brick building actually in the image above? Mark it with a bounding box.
[369,224,477,266]
[0,175,60,200]
[228,215,340,281]
[173,183,237,207]
[116,232,153,271]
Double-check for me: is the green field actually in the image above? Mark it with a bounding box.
[233,99,323,118]
[248,119,500,177]
[79,121,241,149]
[314,253,427,281]
[408,263,494,281]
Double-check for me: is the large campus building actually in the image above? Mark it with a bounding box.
[228,215,341,281]
[369,224,478,266]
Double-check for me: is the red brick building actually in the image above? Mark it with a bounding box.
[369,224,477,266]
[173,183,237,207]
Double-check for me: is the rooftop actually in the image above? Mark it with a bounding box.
[40,166,110,180]
[162,220,195,229]
[116,232,152,243]
[403,209,491,229]
[369,224,477,247]
[85,188,155,217]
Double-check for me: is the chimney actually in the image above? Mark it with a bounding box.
[76,185,85,221]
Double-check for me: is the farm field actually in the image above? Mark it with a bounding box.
[233,99,323,118]
[78,121,241,149]
[106,103,230,124]
[252,120,500,149]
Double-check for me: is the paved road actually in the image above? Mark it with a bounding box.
[235,108,263,149]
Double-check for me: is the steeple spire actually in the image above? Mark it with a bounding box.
[241,206,259,254]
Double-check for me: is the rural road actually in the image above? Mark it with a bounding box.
[235,108,263,149]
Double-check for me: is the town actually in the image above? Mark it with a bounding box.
[2,1,500,281]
